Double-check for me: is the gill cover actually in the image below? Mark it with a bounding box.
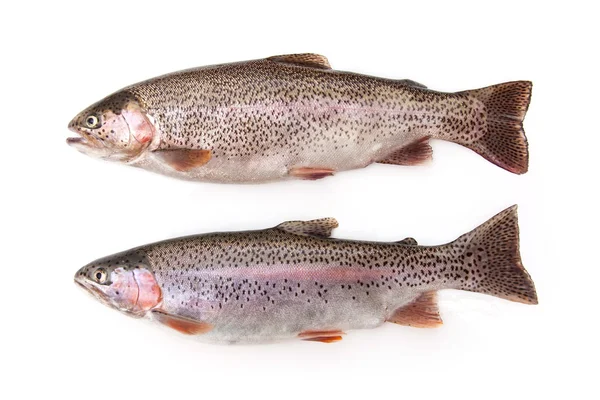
[75,256,162,317]
[67,91,155,161]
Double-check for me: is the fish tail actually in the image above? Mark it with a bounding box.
[451,205,538,305]
[456,81,532,174]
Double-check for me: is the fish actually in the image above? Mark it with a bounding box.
[74,206,537,344]
[67,53,532,183]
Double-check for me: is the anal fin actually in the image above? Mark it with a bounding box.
[152,310,213,335]
[378,137,432,166]
[387,291,443,328]
[299,330,344,343]
[289,167,334,180]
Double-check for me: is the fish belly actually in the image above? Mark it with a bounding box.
[156,264,423,343]
[138,104,428,183]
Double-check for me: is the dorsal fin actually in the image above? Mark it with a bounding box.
[267,53,331,70]
[396,237,418,245]
[398,79,427,89]
[276,218,338,238]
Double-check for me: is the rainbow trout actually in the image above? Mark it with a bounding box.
[74,206,537,344]
[67,54,532,183]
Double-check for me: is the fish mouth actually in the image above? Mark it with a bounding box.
[66,136,86,144]
[66,126,100,149]
[67,125,122,161]
[74,277,111,306]
[66,124,134,162]
[74,275,145,317]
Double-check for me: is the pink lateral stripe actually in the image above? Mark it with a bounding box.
[197,264,392,282]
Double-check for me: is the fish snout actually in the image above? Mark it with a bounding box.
[66,120,91,147]
[74,270,111,306]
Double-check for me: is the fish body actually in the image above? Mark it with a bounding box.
[75,206,537,344]
[68,54,532,182]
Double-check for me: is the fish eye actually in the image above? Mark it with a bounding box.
[93,268,108,284]
[85,115,100,128]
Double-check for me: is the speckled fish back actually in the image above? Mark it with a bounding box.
[128,59,472,152]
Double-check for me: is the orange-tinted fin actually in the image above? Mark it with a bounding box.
[378,137,432,166]
[303,336,343,343]
[396,237,418,245]
[458,81,531,174]
[267,53,331,70]
[299,330,344,343]
[152,310,213,335]
[276,218,339,238]
[387,291,443,328]
[289,167,334,180]
[154,149,211,172]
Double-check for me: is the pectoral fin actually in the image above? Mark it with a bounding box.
[387,291,443,328]
[267,53,331,70]
[152,310,213,335]
[154,149,212,172]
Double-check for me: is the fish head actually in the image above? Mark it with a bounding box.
[74,252,162,317]
[67,92,155,162]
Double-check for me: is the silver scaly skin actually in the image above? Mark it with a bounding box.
[68,54,532,182]
[74,206,537,344]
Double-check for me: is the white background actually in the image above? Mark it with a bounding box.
[1,1,597,399]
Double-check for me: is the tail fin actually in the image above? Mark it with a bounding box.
[452,205,538,305]
[459,81,532,174]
